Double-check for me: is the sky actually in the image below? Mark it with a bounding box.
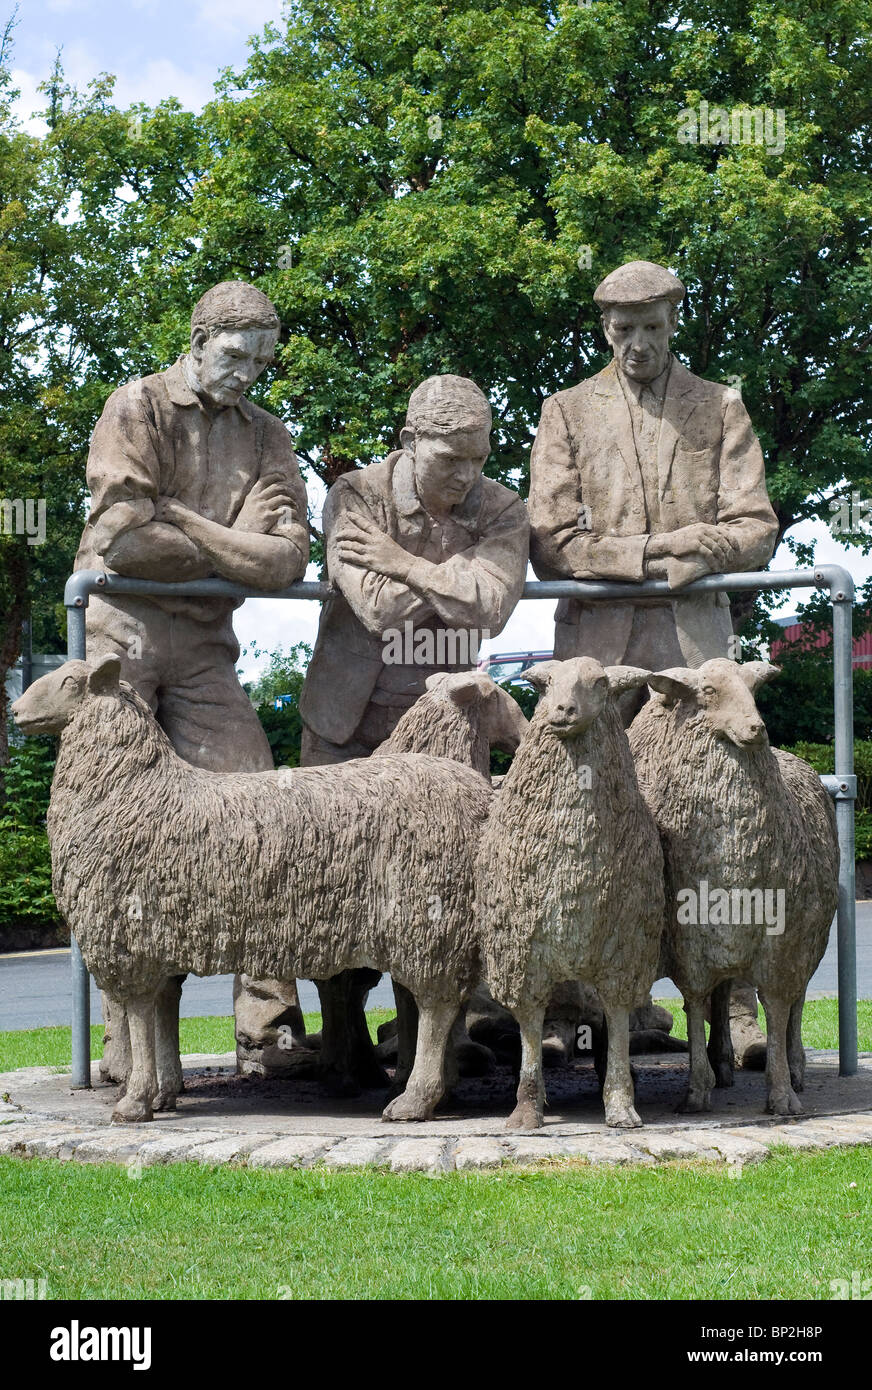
[8,0,870,680]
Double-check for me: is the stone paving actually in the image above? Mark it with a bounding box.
[1,1049,871,1172]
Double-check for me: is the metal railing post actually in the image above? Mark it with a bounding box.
[821,568,859,1075]
[65,597,92,1089]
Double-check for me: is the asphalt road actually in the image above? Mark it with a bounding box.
[2,906,871,1033]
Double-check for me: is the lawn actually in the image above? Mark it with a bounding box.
[2,999,870,1074]
[0,1147,868,1300]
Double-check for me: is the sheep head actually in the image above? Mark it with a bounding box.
[524,657,650,739]
[423,670,528,753]
[11,654,122,736]
[646,658,778,748]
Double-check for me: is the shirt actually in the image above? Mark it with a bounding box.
[75,357,309,621]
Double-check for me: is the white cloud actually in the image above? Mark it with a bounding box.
[10,67,49,135]
[194,0,285,37]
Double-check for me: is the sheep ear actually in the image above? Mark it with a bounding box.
[604,665,652,696]
[443,673,481,707]
[473,672,497,699]
[737,660,780,692]
[424,672,450,693]
[524,661,559,692]
[646,668,700,705]
[87,653,122,695]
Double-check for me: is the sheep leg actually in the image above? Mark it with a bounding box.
[153,975,184,1111]
[600,1002,641,1128]
[707,979,735,1088]
[506,1004,546,1131]
[681,996,715,1113]
[787,993,806,1093]
[99,993,132,1085]
[112,992,158,1123]
[316,970,389,1096]
[760,993,802,1116]
[382,999,457,1122]
[386,981,418,1100]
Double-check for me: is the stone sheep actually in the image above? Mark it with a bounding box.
[12,655,491,1125]
[628,658,839,1116]
[477,657,665,1130]
[301,668,528,1094]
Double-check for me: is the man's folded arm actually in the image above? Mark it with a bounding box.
[324,482,435,635]
[400,496,530,632]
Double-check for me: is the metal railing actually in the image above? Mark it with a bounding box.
[63,563,858,1089]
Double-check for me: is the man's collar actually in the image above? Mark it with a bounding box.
[616,356,673,402]
[164,356,253,421]
[390,448,482,529]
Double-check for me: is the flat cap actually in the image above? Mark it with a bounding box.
[594,260,685,309]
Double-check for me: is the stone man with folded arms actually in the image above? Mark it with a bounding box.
[75,280,310,1087]
[528,259,780,1067]
[245,374,530,1086]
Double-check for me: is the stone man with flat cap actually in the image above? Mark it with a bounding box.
[528,259,779,1065]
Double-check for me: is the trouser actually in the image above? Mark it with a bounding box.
[234,698,410,1080]
[85,596,274,1081]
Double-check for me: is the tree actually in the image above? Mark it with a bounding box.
[112,0,872,545]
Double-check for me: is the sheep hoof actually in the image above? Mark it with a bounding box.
[506,1103,542,1131]
[382,1092,434,1122]
[605,1103,642,1129]
[112,1094,153,1123]
[766,1088,802,1116]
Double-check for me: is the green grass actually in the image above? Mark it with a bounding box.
[0,1148,868,1299]
[2,1001,869,1075]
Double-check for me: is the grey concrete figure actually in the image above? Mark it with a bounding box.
[74,281,310,1089]
[629,660,839,1115]
[12,655,491,1124]
[527,259,780,1063]
[239,374,530,1088]
[477,658,665,1131]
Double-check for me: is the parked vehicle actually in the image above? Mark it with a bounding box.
[478,650,554,687]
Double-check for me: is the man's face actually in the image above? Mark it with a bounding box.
[190,326,278,407]
[603,300,676,382]
[404,425,490,514]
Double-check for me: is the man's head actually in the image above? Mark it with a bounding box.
[594,260,685,383]
[400,374,492,516]
[189,282,281,408]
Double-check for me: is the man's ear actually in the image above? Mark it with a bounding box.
[524,661,559,693]
[87,653,122,695]
[399,424,416,456]
[605,666,651,696]
[190,324,208,360]
[737,660,780,692]
[646,668,700,706]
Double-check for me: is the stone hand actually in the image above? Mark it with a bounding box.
[648,523,738,572]
[154,495,197,529]
[333,513,412,580]
[233,475,297,534]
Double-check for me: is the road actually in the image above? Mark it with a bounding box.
[2,906,871,1032]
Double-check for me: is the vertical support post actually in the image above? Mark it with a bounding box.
[832,594,858,1076]
[66,601,92,1090]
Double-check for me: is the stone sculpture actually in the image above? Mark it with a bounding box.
[73,280,310,1084]
[243,373,530,1087]
[527,258,781,1064]
[628,659,840,1115]
[12,655,491,1124]
[477,657,665,1130]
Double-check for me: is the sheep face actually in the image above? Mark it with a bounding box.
[646,658,778,748]
[423,670,528,753]
[524,657,651,738]
[11,654,122,735]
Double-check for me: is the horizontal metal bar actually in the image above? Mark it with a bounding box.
[66,565,855,608]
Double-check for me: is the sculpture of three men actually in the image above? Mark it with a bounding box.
[76,262,779,1086]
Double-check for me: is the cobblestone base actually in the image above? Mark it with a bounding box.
[2,1051,870,1172]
